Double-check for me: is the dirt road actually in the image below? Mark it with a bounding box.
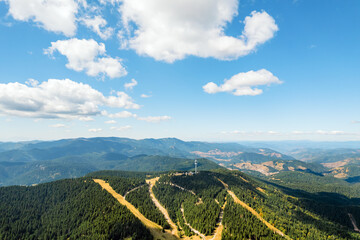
[94,179,178,240]
[181,206,206,240]
[348,213,360,232]
[146,177,180,237]
[123,184,146,199]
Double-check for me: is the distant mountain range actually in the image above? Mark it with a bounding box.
[1,137,360,186]
[0,137,291,186]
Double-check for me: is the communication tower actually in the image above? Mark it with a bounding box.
[195,159,198,174]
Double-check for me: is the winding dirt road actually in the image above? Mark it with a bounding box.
[181,206,206,240]
[210,201,227,240]
[348,213,360,232]
[94,179,178,240]
[123,184,146,199]
[146,177,180,237]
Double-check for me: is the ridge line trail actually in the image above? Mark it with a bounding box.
[216,178,291,240]
[180,205,206,240]
[348,213,360,232]
[93,179,178,240]
[146,177,180,238]
[123,183,147,199]
[164,182,203,204]
[210,201,227,240]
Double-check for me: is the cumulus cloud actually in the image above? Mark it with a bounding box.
[221,130,359,136]
[44,38,127,78]
[4,0,78,36]
[118,0,278,62]
[78,116,94,122]
[124,78,137,90]
[203,69,282,96]
[137,115,171,123]
[140,94,151,98]
[107,111,137,118]
[25,78,39,87]
[0,79,139,119]
[110,125,132,131]
[105,120,117,124]
[80,15,114,40]
[99,0,121,5]
[49,123,66,128]
[221,130,281,136]
[89,128,102,132]
[315,130,347,135]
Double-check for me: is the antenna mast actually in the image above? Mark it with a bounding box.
[195,159,198,174]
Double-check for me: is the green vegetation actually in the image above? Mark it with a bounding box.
[222,198,281,239]
[87,170,157,179]
[126,185,170,228]
[214,170,360,240]
[183,198,220,235]
[97,176,145,196]
[1,168,360,239]
[152,182,196,235]
[0,178,151,240]
[267,171,360,199]
[0,153,222,186]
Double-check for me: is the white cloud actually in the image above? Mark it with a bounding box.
[119,0,278,62]
[25,78,39,87]
[99,0,121,5]
[221,130,280,136]
[315,130,347,135]
[107,111,137,118]
[140,94,151,98]
[137,115,171,123]
[88,128,102,132]
[44,38,127,78]
[221,130,359,136]
[352,121,360,124]
[124,78,138,90]
[0,79,139,119]
[105,120,117,124]
[203,69,282,96]
[50,123,66,128]
[110,125,132,131]
[78,116,94,122]
[80,15,114,40]
[4,0,78,36]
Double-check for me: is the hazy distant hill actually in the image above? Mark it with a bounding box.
[0,137,297,186]
[0,154,221,186]
[4,137,358,186]
[0,137,295,162]
[285,148,360,180]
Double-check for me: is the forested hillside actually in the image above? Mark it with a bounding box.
[0,154,221,186]
[0,177,151,240]
[1,169,360,239]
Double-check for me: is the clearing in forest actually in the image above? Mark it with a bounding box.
[93,179,178,240]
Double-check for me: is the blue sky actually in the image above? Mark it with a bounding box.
[0,0,359,142]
